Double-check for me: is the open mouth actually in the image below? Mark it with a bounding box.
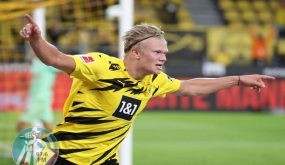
[156,64,163,69]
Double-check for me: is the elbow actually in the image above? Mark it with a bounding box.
[177,86,211,96]
[176,88,201,96]
[190,88,213,96]
[184,90,208,96]
[178,80,212,96]
[42,58,57,67]
[44,53,64,67]
[43,60,53,66]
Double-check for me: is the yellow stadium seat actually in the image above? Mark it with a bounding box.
[269,0,279,10]
[241,10,257,24]
[258,11,273,24]
[219,0,235,11]
[277,39,285,56]
[224,10,240,23]
[236,1,251,11]
[252,0,267,11]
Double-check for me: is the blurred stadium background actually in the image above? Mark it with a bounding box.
[0,0,285,165]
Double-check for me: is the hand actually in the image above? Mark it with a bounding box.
[24,131,37,152]
[19,14,41,41]
[239,74,275,92]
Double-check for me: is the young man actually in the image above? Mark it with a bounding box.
[20,14,275,165]
[18,57,58,132]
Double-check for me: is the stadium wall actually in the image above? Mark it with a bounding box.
[0,65,284,112]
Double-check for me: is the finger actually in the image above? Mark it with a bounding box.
[24,24,33,33]
[255,86,261,93]
[261,75,275,80]
[20,28,31,39]
[19,29,27,38]
[257,79,266,88]
[19,30,25,37]
[21,27,29,37]
[25,14,37,25]
[251,86,261,92]
[22,26,29,33]
[259,81,266,88]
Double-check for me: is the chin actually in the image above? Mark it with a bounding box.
[154,70,162,74]
[147,68,162,75]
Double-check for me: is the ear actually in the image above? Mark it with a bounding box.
[131,49,140,60]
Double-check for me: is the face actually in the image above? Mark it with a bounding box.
[136,37,168,75]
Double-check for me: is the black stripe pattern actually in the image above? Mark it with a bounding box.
[64,116,114,125]
[53,125,127,141]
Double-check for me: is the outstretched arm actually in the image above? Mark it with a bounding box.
[175,74,275,96]
[19,14,75,74]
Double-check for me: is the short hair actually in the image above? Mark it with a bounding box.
[123,23,165,53]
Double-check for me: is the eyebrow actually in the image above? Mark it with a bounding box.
[124,35,158,52]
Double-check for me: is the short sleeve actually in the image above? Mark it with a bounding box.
[153,72,181,98]
[70,52,106,82]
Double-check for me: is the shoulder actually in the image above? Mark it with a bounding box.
[87,52,119,60]
[73,52,120,64]
[157,72,175,80]
[150,72,178,84]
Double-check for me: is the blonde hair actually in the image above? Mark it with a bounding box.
[123,23,165,53]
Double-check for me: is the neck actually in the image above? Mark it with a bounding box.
[123,56,146,80]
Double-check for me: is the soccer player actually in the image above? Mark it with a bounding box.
[19,14,275,165]
[18,57,58,132]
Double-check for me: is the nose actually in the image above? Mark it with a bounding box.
[160,53,167,62]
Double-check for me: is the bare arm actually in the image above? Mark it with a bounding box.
[20,14,75,74]
[175,74,275,96]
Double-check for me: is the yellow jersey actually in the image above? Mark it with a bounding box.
[52,52,181,164]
